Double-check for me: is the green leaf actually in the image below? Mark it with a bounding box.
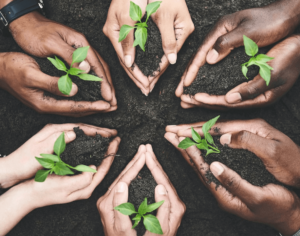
[130,1,143,21]
[178,138,195,149]
[72,165,97,173]
[243,35,258,57]
[146,1,162,21]
[47,57,67,72]
[191,127,201,143]
[206,149,220,156]
[114,203,136,215]
[143,214,163,235]
[138,198,148,215]
[256,54,274,63]
[58,74,73,95]
[146,200,164,213]
[196,142,208,150]
[77,73,102,81]
[35,170,51,182]
[72,46,89,64]
[53,162,74,176]
[35,157,54,169]
[242,64,248,79]
[40,154,60,162]
[259,64,271,86]
[202,116,220,135]
[256,60,273,70]
[69,67,86,75]
[133,38,139,47]
[119,25,135,42]
[135,27,148,51]
[135,22,148,28]
[247,57,257,67]
[132,214,142,229]
[54,132,66,157]
[205,133,215,145]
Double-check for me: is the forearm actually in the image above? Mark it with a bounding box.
[0,155,18,189]
[0,0,12,9]
[0,182,35,235]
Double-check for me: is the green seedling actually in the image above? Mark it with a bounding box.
[34,132,97,182]
[115,198,164,235]
[178,116,220,156]
[47,46,102,95]
[119,1,162,51]
[242,35,274,86]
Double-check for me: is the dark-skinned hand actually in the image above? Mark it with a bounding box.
[176,0,300,109]
[7,11,117,109]
[0,52,114,116]
[165,124,300,236]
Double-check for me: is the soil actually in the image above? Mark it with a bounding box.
[2,0,300,235]
[135,18,164,77]
[128,167,157,236]
[184,47,270,96]
[60,127,110,167]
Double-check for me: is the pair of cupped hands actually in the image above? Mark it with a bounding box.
[0,123,185,236]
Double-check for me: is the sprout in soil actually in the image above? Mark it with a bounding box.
[178,116,221,156]
[47,46,102,95]
[34,132,97,182]
[115,197,164,235]
[118,1,162,51]
[241,35,274,86]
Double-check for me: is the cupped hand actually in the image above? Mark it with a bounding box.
[179,35,300,110]
[9,12,116,107]
[0,52,115,116]
[97,144,185,236]
[164,131,300,236]
[0,123,118,189]
[166,118,300,188]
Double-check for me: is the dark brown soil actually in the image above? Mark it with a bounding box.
[2,0,300,235]
[60,127,110,167]
[135,18,164,77]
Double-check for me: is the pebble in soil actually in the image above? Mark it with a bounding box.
[184,47,271,96]
[134,18,164,77]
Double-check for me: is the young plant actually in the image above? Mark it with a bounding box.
[47,46,102,95]
[115,198,164,235]
[178,116,220,156]
[241,35,274,86]
[34,132,97,182]
[119,1,162,51]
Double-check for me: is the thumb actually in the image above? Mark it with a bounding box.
[154,185,170,234]
[206,27,245,64]
[121,25,136,68]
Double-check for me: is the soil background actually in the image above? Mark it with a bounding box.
[2,0,300,236]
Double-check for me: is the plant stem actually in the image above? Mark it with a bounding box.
[207,144,220,152]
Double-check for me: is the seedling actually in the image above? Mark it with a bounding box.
[119,1,162,51]
[34,132,97,182]
[47,46,102,95]
[241,35,274,86]
[178,116,220,155]
[115,198,164,234]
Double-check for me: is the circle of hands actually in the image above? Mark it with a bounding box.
[1,0,300,236]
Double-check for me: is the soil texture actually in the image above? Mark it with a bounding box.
[135,18,164,77]
[2,0,300,235]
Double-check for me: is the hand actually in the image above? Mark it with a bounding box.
[9,11,116,107]
[97,144,185,236]
[0,52,115,116]
[179,35,300,110]
[0,135,120,235]
[164,131,300,236]
[166,118,300,188]
[0,123,118,189]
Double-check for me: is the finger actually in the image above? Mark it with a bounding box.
[154,185,170,233]
[175,71,185,97]
[120,23,136,68]
[181,94,228,110]
[148,55,169,89]
[113,182,133,231]
[65,167,95,193]
[52,40,77,68]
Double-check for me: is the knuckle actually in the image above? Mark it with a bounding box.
[215,35,229,50]
[237,130,251,146]
[164,38,177,50]
[224,176,241,190]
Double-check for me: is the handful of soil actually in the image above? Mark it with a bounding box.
[128,167,157,236]
[203,137,280,188]
[60,127,110,167]
[135,18,164,77]
[184,47,270,96]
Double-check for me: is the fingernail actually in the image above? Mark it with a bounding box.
[117,182,126,193]
[210,162,224,176]
[141,90,149,96]
[79,60,90,73]
[69,83,78,96]
[168,125,176,127]
[124,55,132,68]
[168,53,177,64]
[207,49,219,63]
[65,131,76,140]
[220,133,231,145]
[226,92,242,104]
[157,185,167,195]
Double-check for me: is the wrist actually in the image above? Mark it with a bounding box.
[0,0,12,9]
[273,206,300,236]
[0,154,19,188]
[9,11,44,33]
